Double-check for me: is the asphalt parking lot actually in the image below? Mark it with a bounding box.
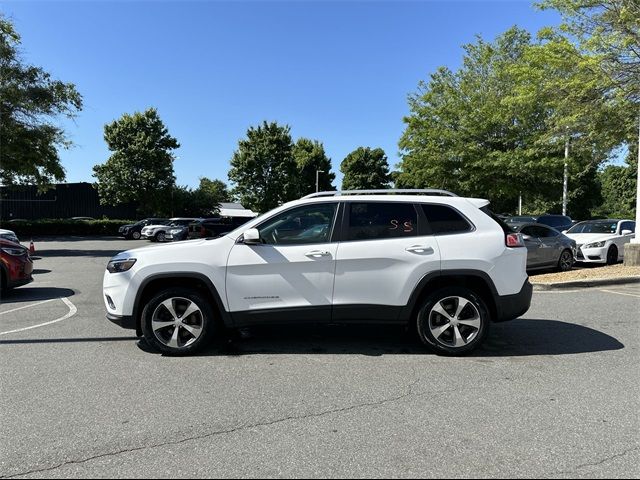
[0,237,638,479]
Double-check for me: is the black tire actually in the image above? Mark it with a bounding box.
[141,287,217,355]
[416,286,490,356]
[557,249,574,272]
[155,231,166,243]
[606,245,618,265]
[131,231,141,240]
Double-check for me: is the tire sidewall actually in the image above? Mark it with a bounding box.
[156,232,166,243]
[141,288,216,355]
[558,249,573,272]
[606,245,618,265]
[416,286,490,356]
[132,231,141,240]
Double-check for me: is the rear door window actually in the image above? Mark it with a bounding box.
[422,204,472,234]
[346,202,417,241]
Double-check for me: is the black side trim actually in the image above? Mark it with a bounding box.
[133,273,233,328]
[106,312,136,330]
[494,279,532,322]
[332,305,403,323]
[232,306,332,327]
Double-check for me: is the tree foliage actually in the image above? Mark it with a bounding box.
[0,15,82,187]
[228,121,299,213]
[340,147,391,190]
[398,27,624,215]
[93,108,179,215]
[293,138,335,195]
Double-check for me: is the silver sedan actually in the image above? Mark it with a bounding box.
[510,223,576,272]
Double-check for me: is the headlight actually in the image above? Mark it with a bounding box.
[107,258,137,273]
[1,247,26,256]
[585,241,606,249]
[169,228,183,234]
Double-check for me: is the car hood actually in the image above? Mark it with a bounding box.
[113,236,225,258]
[566,233,617,244]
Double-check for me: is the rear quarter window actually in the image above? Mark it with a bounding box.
[422,204,473,234]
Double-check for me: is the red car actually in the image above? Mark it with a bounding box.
[0,238,33,291]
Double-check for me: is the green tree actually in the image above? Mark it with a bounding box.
[340,147,391,190]
[228,121,297,213]
[398,27,622,215]
[190,177,231,216]
[293,138,335,195]
[0,16,82,187]
[93,108,179,215]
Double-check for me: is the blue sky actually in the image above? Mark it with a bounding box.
[4,1,561,189]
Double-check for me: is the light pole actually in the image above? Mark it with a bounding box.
[316,170,324,193]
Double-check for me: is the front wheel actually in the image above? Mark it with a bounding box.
[606,245,618,265]
[416,287,490,355]
[141,288,217,355]
[155,231,166,242]
[557,249,574,272]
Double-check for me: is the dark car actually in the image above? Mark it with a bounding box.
[187,216,252,240]
[536,214,573,232]
[0,238,34,290]
[506,215,538,224]
[510,223,576,272]
[119,218,169,240]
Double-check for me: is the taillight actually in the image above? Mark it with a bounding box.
[506,233,525,248]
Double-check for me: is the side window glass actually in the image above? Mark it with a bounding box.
[545,228,560,237]
[258,203,337,245]
[347,202,417,241]
[521,226,535,237]
[422,204,472,234]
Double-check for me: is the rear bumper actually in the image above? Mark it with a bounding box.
[494,279,532,322]
[106,312,136,330]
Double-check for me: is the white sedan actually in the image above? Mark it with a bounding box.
[565,219,636,265]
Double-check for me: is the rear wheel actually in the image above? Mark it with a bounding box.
[141,288,217,355]
[132,231,141,240]
[416,287,490,356]
[606,245,618,265]
[557,249,573,272]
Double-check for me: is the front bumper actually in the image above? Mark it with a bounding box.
[106,312,136,330]
[576,245,607,263]
[494,279,533,322]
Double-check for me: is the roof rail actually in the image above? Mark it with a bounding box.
[303,189,458,199]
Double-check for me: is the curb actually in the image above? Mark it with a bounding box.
[532,276,640,291]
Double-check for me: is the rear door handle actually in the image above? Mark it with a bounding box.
[305,250,331,258]
[405,245,434,254]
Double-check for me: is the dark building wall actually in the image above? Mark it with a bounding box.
[0,183,138,220]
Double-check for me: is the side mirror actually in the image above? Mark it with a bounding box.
[242,228,261,245]
[622,229,633,236]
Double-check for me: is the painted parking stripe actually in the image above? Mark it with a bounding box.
[599,289,640,299]
[0,297,77,336]
[0,298,56,316]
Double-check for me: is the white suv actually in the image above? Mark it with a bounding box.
[103,190,532,356]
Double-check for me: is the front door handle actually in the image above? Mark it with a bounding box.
[305,250,331,258]
[405,245,434,254]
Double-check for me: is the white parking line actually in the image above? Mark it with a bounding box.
[0,297,77,336]
[599,289,640,299]
[0,299,55,316]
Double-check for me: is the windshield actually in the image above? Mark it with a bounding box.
[567,221,617,234]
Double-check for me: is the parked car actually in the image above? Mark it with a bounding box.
[536,214,573,232]
[103,189,532,356]
[506,215,538,224]
[509,223,576,272]
[0,229,20,244]
[565,219,636,265]
[0,238,33,291]
[187,217,253,240]
[141,218,199,242]
[119,218,169,240]
[165,225,190,242]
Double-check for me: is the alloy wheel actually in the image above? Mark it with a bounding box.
[428,296,481,348]
[559,250,573,271]
[151,297,204,349]
[132,231,141,240]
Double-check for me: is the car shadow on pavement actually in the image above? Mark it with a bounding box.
[0,336,136,346]
[0,287,75,303]
[176,319,623,358]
